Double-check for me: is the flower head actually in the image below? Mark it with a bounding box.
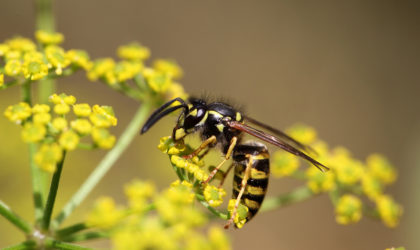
[34,143,63,172]
[153,59,183,79]
[21,122,46,143]
[272,150,300,177]
[335,194,363,225]
[227,199,248,229]
[35,30,64,45]
[45,45,70,75]
[376,195,403,228]
[204,185,226,207]
[86,196,123,229]
[4,102,32,124]
[286,124,317,145]
[117,42,150,61]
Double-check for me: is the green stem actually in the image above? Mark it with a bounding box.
[21,80,32,105]
[2,241,36,250]
[29,143,46,225]
[60,231,109,243]
[195,194,228,220]
[35,0,56,103]
[0,200,32,234]
[44,238,92,250]
[52,103,151,228]
[260,186,315,212]
[56,223,88,238]
[41,151,67,231]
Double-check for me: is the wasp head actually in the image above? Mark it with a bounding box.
[172,98,208,141]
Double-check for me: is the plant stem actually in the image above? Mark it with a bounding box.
[52,103,151,228]
[2,240,36,250]
[56,223,88,238]
[0,200,32,234]
[41,151,67,231]
[29,143,46,225]
[260,186,315,212]
[44,238,92,250]
[196,194,228,220]
[21,80,32,105]
[61,231,109,243]
[35,0,56,103]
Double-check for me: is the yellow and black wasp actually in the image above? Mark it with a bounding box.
[141,97,328,228]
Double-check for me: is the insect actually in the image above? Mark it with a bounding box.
[140,97,328,228]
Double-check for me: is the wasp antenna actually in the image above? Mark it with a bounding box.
[140,98,188,134]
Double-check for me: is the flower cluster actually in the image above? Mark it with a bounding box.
[0,31,187,104]
[86,179,231,250]
[4,93,117,172]
[272,124,403,228]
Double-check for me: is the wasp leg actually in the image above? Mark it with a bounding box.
[224,154,253,229]
[218,163,234,188]
[203,137,238,185]
[183,135,217,159]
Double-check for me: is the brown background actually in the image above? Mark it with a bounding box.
[0,1,419,249]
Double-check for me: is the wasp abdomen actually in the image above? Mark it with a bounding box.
[232,142,270,221]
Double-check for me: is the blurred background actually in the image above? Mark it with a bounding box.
[0,0,419,249]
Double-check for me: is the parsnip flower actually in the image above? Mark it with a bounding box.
[0,74,4,87]
[366,154,397,185]
[21,122,46,143]
[71,119,92,135]
[153,59,183,79]
[59,130,80,151]
[34,143,63,172]
[4,102,32,124]
[124,180,155,210]
[35,30,64,45]
[286,124,317,145]
[92,127,116,149]
[335,195,362,225]
[52,117,68,131]
[143,68,172,93]
[45,45,71,75]
[86,197,123,229]
[4,59,22,76]
[87,58,115,81]
[22,58,49,81]
[73,103,92,117]
[67,49,92,70]
[272,150,300,177]
[306,166,335,193]
[376,195,402,228]
[204,185,226,207]
[117,42,150,61]
[32,104,50,113]
[6,37,36,52]
[227,199,248,229]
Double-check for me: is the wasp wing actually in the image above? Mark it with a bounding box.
[227,120,329,172]
[244,115,316,154]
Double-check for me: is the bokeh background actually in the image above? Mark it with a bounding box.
[1,1,419,249]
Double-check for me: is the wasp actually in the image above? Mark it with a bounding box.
[141,97,328,228]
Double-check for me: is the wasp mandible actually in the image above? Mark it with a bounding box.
[141,97,328,228]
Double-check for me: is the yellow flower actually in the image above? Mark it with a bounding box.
[34,143,63,172]
[286,124,317,145]
[367,154,397,185]
[272,150,300,177]
[73,103,92,117]
[117,42,150,61]
[21,122,46,143]
[45,45,71,75]
[22,58,49,81]
[59,130,80,151]
[166,180,195,205]
[335,194,363,225]
[35,30,64,45]
[376,195,402,228]
[52,117,68,131]
[0,74,3,87]
[6,37,36,52]
[208,226,231,250]
[143,68,172,93]
[165,82,188,101]
[153,59,183,79]
[70,119,92,135]
[53,103,70,115]
[114,60,142,82]
[306,166,335,193]
[124,180,155,210]
[86,196,123,229]
[90,105,117,127]
[87,58,115,81]
[158,136,187,155]
[204,185,226,207]
[4,59,22,76]
[330,147,364,185]
[66,49,92,70]
[92,127,116,149]
[32,104,50,113]
[0,43,10,56]
[361,172,383,200]
[227,199,248,229]
[33,112,51,125]
[4,102,32,124]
